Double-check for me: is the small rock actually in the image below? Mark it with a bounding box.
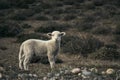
[78,73,82,76]
[82,68,91,76]
[71,68,81,74]
[0,66,5,71]
[28,73,33,77]
[60,71,64,74]
[55,73,60,77]
[106,68,115,75]
[101,71,106,75]
[0,73,2,78]
[81,74,90,79]
[90,67,98,73]
[47,73,53,78]
[64,70,69,74]
[33,74,38,77]
[43,77,47,80]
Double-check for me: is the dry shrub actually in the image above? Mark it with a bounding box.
[0,21,23,37]
[8,9,35,20]
[34,21,70,33]
[0,0,10,9]
[91,26,112,35]
[93,0,104,6]
[31,14,50,20]
[61,34,103,56]
[113,35,120,42]
[113,24,120,35]
[16,33,48,43]
[62,14,77,21]
[89,43,120,60]
[21,23,32,29]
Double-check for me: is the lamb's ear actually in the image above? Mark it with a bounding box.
[60,32,66,36]
[47,33,52,36]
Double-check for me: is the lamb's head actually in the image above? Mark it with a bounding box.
[47,31,66,41]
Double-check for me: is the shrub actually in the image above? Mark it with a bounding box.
[61,34,103,56]
[0,46,7,50]
[52,15,61,20]
[48,8,64,15]
[32,14,49,20]
[0,21,23,37]
[16,33,48,43]
[91,26,112,35]
[93,0,104,6]
[113,35,120,42]
[63,0,84,5]
[84,1,95,9]
[34,21,70,33]
[89,44,120,60]
[113,24,120,34]
[10,0,35,8]
[75,22,94,32]
[0,0,10,9]
[62,14,77,21]
[8,9,35,20]
[21,23,32,29]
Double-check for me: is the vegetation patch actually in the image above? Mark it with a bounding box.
[61,35,104,56]
[21,23,32,29]
[89,43,120,60]
[34,21,71,33]
[0,21,23,37]
[16,33,48,43]
[91,26,112,35]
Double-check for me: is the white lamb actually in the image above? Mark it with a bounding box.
[19,31,66,70]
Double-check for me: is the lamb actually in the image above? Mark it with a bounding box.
[19,31,66,70]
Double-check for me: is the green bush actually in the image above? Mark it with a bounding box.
[34,21,70,33]
[61,35,103,56]
[89,45,120,60]
[0,21,23,37]
[16,33,48,43]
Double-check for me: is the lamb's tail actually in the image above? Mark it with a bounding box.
[19,44,24,69]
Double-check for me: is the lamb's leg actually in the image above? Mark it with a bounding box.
[19,55,24,70]
[48,54,55,69]
[23,54,32,70]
